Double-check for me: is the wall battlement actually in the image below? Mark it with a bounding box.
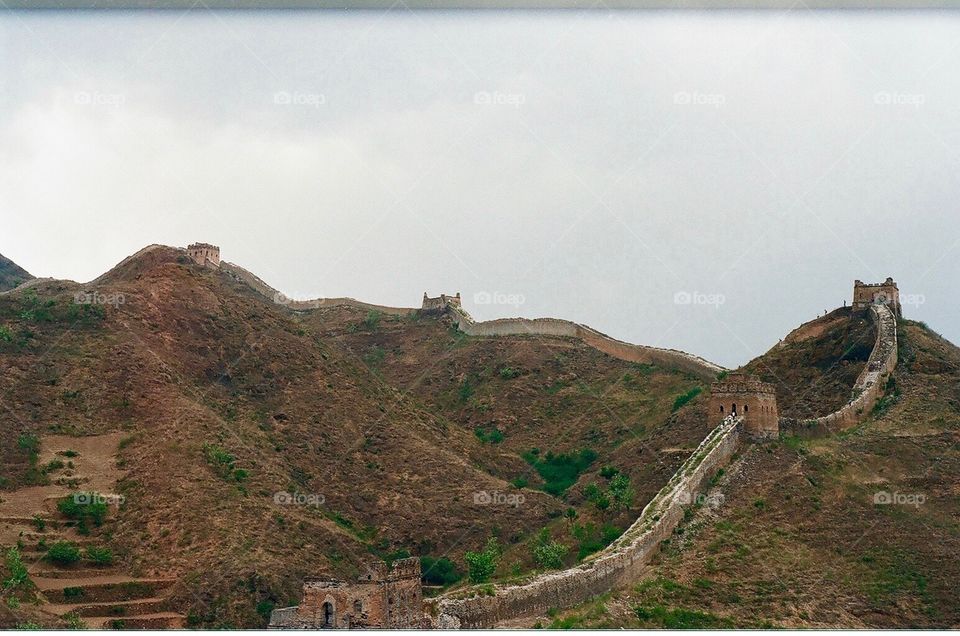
[853,277,900,317]
[422,292,461,312]
[186,242,220,268]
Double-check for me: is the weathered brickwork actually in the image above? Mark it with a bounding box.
[708,373,779,439]
[186,242,220,267]
[853,277,901,317]
[270,558,427,629]
[422,292,461,312]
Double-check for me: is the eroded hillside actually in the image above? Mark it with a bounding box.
[0,246,716,627]
[0,254,32,293]
[557,319,960,629]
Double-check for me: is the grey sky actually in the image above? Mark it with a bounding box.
[1,9,958,368]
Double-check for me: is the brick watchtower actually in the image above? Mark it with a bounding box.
[708,373,779,439]
[186,243,220,268]
[852,277,901,317]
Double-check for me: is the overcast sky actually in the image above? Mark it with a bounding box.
[1,9,958,367]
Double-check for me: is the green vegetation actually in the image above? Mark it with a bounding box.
[0,325,11,342]
[633,604,734,628]
[420,556,462,586]
[498,366,521,380]
[521,448,598,497]
[599,465,619,480]
[571,522,621,560]
[363,310,381,330]
[464,537,501,584]
[608,474,634,510]
[32,515,45,532]
[3,547,30,589]
[202,444,249,484]
[63,587,84,599]
[57,494,108,533]
[457,379,475,403]
[671,386,703,412]
[46,541,82,565]
[85,546,114,566]
[474,427,504,444]
[532,528,569,570]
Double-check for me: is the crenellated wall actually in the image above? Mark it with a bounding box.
[432,416,743,628]
[780,304,898,436]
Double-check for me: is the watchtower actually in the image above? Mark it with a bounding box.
[186,243,220,268]
[708,372,779,439]
[852,277,900,317]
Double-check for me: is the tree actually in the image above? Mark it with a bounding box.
[608,474,634,511]
[531,528,568,570]
[464,537,501,584]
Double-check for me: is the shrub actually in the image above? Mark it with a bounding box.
[63,587,84,599]
[532,529,568,570]
[57,494,108,532]
[457,379,475,404]
[85,546,114,566]
[60,449,79,458]
[32,515,45,532]
[608,474,634,511]
[0,325,11,342]
[498,367,521,380]
[599,465,619,480]
[203,444,249,483]
[672,386,703,412]
[420,556,462,586]
[46,542,82,565]
[474,427,505,444]
[464,537,501,584]
[3,547,29,589]
[363,310,381,330]
[522,448,597,497]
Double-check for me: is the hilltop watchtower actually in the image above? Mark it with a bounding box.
[852,277,900,317]
[422,292,461,313]
[186,243,220,268]
[708,373,779,439]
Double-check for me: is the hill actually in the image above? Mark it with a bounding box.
[557,317,960,629]
[0,245,720,628]
[0,253,33,292]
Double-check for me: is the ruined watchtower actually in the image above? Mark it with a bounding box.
[708,373,779,439]
[186,243,220,268]
[852,277,900,317]
[270,558,426,629]
[422,292,461,313]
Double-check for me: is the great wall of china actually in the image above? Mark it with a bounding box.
[2,243,900,628]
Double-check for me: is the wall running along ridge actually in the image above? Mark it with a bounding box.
[448,307,723,381]
[220,264,723,380]
[431,416,743,628]
[780,303,898,436]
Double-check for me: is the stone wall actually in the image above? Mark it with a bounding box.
[450,309,724,382]
[432,416,743,628]
[780,304,898,437]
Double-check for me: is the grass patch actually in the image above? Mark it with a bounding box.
[672,386,703,412]
[521,448,597,497]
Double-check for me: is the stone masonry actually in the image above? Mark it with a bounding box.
[853,277,901,317]
[270,558,427,629]
[186,242,220,268]
[708,373,779,439]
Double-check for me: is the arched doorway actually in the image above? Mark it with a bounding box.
[322,602,335,628]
